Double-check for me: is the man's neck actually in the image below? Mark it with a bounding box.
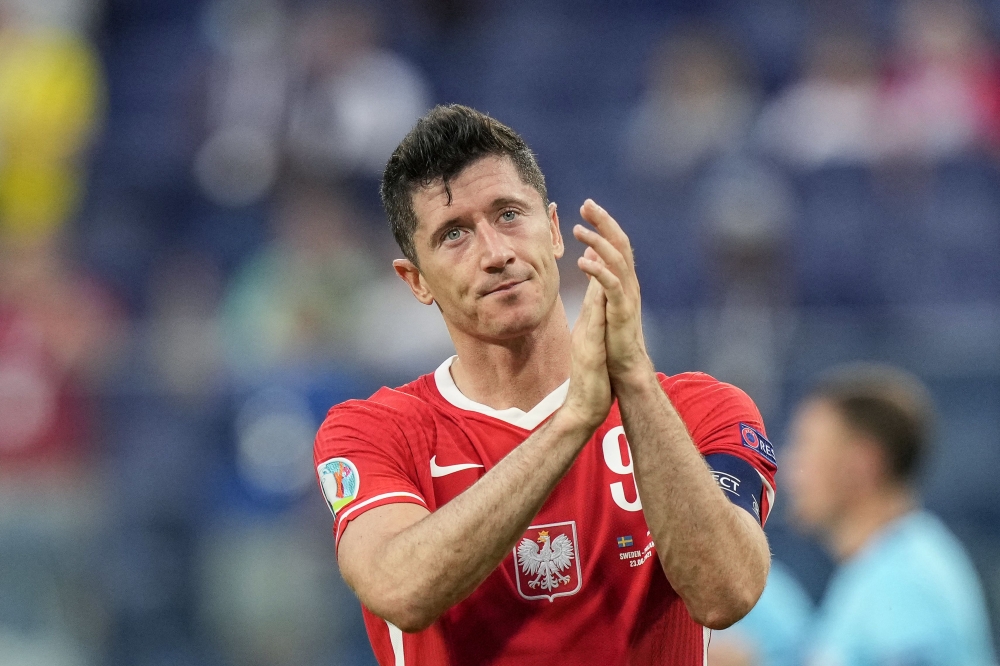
[447,297,572,413]
[828,486,916,561]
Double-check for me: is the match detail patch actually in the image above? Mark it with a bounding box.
[739,423,777,465]
[318,458,360,516]
[705,453,764,523]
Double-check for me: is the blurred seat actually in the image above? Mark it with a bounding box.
[922,159,1000,303]
[792,165,883,306]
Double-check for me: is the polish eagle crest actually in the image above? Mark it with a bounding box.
[516,530,575,592]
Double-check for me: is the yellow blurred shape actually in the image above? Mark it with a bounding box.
[0,28,104,240]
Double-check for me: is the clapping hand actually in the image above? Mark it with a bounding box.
[573,199,651,387]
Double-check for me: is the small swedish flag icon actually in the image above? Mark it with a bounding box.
[617,535,633,548]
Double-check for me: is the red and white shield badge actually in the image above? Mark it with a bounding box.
[513,520,582,602]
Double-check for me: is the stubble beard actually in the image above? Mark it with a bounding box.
[476,279,561,344]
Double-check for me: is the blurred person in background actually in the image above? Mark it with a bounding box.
[787,364,996,666]
[0,1,115,663]
[755,31,880,169]
[696,157,794,417]
[196,0,289,209]
[617,24,764,314]
[181,179,379,665]
[146,250,225,402]
[221,180,376,377]
[195,0,430,208]
[285,2,431,180]
[877,0,1000,161]
[0,239,118,464]
[0,0,103,238]
[708,560,813,666]
[623,26,758,181]
[0,234,119,666]
[350,264,456,378]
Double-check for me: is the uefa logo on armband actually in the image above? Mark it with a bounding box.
[318,458,360,516]
[740,423,777,465]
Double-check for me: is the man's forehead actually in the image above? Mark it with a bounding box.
[799,398,853,438]
[411,155,541,230]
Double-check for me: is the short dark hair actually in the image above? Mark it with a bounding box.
[380,104,548,264]
[810,363,935,484]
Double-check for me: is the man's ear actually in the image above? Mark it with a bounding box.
[548,202,564,260]
[393,259,435,305]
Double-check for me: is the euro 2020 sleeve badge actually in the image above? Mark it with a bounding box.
[318,458,360,516]
[514,521,582,602]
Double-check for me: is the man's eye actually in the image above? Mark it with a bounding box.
[444,228,463,242]
[501,210,517,222]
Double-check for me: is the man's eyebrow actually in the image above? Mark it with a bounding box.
[491,196,532,210]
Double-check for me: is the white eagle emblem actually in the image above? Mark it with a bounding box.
[517,530,575,592]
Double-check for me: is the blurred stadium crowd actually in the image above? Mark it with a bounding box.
[0,0,999,664]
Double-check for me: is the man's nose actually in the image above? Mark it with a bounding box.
[478,223,515,271]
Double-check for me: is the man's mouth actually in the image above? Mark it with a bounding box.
[482,279,526,297]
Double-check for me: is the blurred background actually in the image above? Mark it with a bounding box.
[0,0,998,664]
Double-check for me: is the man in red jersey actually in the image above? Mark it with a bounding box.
[314,105,777,665]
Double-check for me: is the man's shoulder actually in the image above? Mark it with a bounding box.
[659,370,742,397]
[828,514,983,620]
[326,373,439,424]
[659,370,721,394]
[313,372,445,463]
[818,539,987,664]
[863,513,985,603]
[658,370,762,427]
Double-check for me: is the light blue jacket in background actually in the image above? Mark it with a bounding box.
[807,510,996,666]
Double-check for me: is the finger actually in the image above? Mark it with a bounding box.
[585,287,607,346]
[573,273,604,331]
[591,288,607,328]
[574,224,630,282]
[579,199,627,245]
[583,246,601,264]
[578,256,626,308]
[573,277,595,330]
[579,199,634,267]
[583,276,605,311]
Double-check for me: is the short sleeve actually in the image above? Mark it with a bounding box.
[314,399,428,551]
[662,373,778,524]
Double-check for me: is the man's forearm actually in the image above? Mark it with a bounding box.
[615,370,770,629]
[363,410,593,631]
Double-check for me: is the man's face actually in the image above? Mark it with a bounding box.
[401,156,564,342]
[786,398,858,533]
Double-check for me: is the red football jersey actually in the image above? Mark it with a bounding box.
[314,357,777,666]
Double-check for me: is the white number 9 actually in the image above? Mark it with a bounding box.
[601,426,642,512]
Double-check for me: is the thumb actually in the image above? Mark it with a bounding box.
[587,288,607,343]
[573,276,602,330]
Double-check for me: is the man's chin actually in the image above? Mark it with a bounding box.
[789,505,829,535]
[482,318,541,341]
[477,306,547,341]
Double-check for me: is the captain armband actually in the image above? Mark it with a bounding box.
[704,453,765,524]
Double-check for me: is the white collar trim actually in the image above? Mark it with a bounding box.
[433,355,569,430]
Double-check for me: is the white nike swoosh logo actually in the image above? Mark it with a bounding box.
[430,455,484,477]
